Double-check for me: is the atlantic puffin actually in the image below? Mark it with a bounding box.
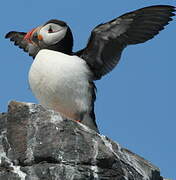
[5,5,175,133]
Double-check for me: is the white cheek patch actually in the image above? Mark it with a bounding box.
[40,27,67,45]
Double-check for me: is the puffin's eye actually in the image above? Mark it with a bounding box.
[48,26,53,33]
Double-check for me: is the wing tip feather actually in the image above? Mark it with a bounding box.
[5,31,15,39]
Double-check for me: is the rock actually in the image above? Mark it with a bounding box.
[0,101,164,180]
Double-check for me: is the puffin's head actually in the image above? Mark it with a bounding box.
[24,19,73,54]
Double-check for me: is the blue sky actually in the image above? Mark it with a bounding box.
[1,0,175,179]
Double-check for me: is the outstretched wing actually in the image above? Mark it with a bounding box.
[5,31,40,58]
[76,5,175,80]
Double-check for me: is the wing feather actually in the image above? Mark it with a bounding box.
[76,5,175,80]
[5,31,40,58]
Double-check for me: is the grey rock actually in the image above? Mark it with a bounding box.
[0,101,164,180]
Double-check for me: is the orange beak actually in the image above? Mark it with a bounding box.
[23,28,36,43]
[37,34,43,41]
[23,27,43,43]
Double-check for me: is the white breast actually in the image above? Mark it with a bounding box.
[28,49,93,120]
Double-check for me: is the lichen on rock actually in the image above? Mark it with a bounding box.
[0,101,164,180]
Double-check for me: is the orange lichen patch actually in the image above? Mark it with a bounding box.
[75,120,81,123]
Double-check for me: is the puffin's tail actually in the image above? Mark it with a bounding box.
[82,112,99,133]
[81,82,99,133]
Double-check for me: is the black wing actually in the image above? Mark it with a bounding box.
[5,31,40,58]
[76,5,175,80]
